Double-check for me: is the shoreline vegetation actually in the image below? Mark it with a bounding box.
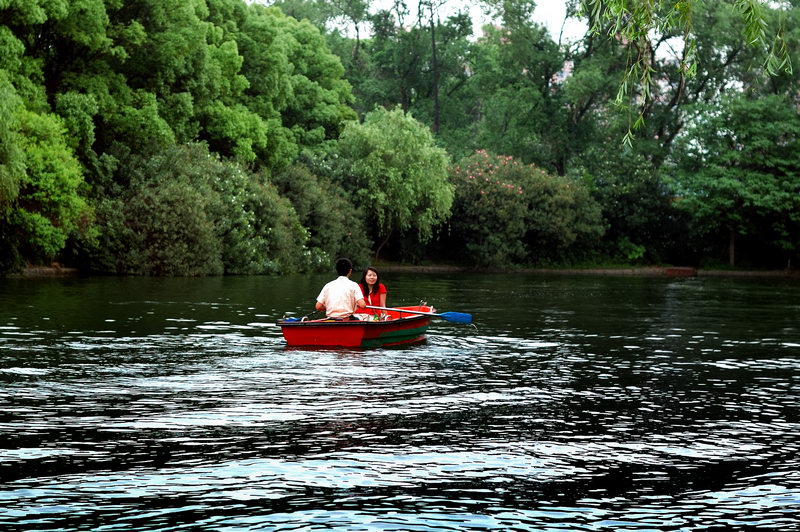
[1,1,798,277]
[13,264,798,279]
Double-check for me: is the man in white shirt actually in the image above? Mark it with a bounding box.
[315,258,366,319]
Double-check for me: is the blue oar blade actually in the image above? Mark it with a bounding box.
[439,311,473,324]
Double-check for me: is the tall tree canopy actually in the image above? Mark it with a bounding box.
[0,0,360,273]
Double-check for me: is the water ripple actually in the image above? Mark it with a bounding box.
[1,275,799,530]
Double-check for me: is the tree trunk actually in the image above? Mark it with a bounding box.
[429,6,440,134]
[351,24,360,63]
[729,228,736,267]
[375,232,392,261]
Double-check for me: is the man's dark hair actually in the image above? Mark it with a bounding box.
[335,258,353,276]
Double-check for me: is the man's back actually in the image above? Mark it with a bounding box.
[317,276,362,319]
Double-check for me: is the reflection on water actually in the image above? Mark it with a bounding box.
[0,274,798,530]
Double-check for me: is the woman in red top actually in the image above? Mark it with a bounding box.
[356,266,387,320]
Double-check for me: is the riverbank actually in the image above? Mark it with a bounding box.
[375,263,799,278]
[13,264,80,277]
[10,264,799,278]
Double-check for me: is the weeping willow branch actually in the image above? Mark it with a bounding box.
[582,0,793,146]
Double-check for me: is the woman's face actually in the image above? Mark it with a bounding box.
[365,270,378,286]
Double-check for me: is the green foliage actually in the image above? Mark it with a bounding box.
[1,0,365,273]
[0,108,91,271]
[82,144,310,275]
[0,70,24,213]
[352,7,474,139]
[469,7,568,171]
[421,4,610,176]
[448,151,530,266]
[124,179,224,276]
[337,106,453,256]
[614,237,647,263]
[272,164,372,269]
[582,0,792,144]
[524,169,606,263]
[269,0,338,29]
[670,94,800,266]
[2,0,798,275]
[448,150,604,267]
[207,1,356,169]
[20,0,356,175]
[275,12,357,142]
[245,176,316,275]
[572,141,687,264]
[54,91,99,154]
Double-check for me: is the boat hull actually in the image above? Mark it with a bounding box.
[279,306,434,348]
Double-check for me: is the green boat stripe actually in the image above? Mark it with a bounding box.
[360,324,430,347]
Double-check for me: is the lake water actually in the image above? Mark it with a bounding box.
[1,273,798,531]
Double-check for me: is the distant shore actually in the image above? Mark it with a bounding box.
[13,265,81,277]
[376,264,798,278]
[10,264,797,279]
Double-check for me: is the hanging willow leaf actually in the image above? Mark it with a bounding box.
[581,0,792,144]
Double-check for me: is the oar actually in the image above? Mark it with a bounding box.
[366,305,473,324]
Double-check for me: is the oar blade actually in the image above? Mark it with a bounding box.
[439,311,473,324]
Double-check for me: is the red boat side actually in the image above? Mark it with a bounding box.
[279,306,435,347]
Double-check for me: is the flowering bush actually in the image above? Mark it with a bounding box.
[448,150,604,266]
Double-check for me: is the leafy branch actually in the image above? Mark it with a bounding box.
[582,0,792,146]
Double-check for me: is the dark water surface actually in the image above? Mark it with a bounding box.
[1,274,798,531]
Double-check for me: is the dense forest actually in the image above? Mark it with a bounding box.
[1,0,798,275]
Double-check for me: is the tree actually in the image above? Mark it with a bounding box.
[272,164,372,268]
[268,0,338,30]
[79,143,311,275]
[0,71,24,217]
[337,106,453,258]
[329,0,371,61]
[579,0,793,145]
[3,110,91,269]
[573,143,687,264]
[208,0,357,169]
[272,7,358,150]
[671,94,800,267]
[470,14,568,174]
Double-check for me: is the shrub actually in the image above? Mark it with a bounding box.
[82,143,309,275]
[448,150,604,267]
[244,177,313,274]
[124,180,223,276]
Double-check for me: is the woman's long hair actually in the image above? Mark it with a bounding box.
[359,266,380,296]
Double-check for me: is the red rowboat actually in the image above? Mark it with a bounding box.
[279,305,435,348]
